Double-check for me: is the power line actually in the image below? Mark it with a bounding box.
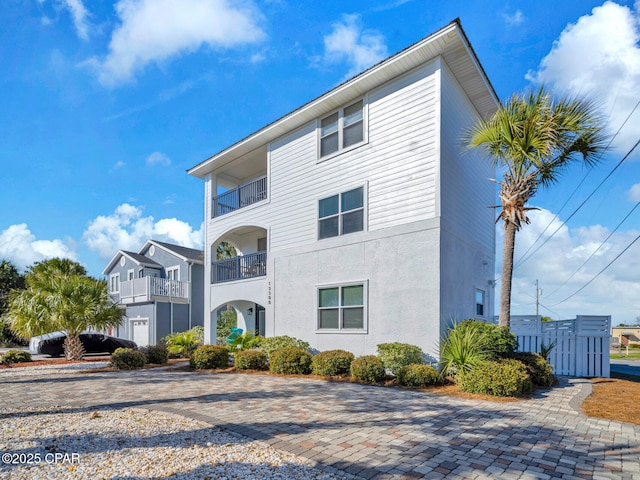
[553,235,640,306]
[516,137,640,267]
[514,100,640,267]
[546,201,640,298]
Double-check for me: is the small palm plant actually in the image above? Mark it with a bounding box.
[228,331,262,352]
[539,340,557,362]
[163,326,204,357]
[439,321,490,378]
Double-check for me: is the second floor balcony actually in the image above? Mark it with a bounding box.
[116,277,190,305]
[212,251,267,284]
[212,175,267,218]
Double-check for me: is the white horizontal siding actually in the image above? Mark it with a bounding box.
[208,60,441,254]
[439,62,496,253]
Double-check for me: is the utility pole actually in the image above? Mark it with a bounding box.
[535,279,542,317]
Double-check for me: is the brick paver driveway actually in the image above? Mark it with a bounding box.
[2,366,639,479]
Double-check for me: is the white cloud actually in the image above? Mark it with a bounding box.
[83,204,203,260]
[64,0,90,40]
[110,161,125,172]
[323,14,389,79]
[496,208,640,324]
[89,0,266,86]
[0,224,77,272]
[146,151,171,167]
[39,0,90,40]
[629,183,640,201]
[526,1,640,155]
[503,9,525,26]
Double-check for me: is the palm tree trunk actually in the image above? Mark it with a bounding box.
[63,334,85,361]
[499,221,517,328]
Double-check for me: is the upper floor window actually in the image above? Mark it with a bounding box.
[167,266,180,281]
[319,187,364,240]
[109,274,120,293]
[475,289,485,317]
[320,99,364,158]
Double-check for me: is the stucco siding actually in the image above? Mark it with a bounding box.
[270,221,441,359]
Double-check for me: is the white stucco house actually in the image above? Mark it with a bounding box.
[188,19,498,359]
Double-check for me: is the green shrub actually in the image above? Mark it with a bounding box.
[377,342,424,376]
[457,320,518,358]
[234,349,268,370]
[439,321,491,377]
[311,350,354,376]
[269,346,312,375]
[511,352,555,387]
[350,355,386,383]
[162,326,204,358]
[397,364,440,387]
[0,349,32,364]
[457,359,533,397]
[190,344,229,370]
[144,345,169,365]
[258,336,311,359]
[216,308,237,340]
[110,348,147,370]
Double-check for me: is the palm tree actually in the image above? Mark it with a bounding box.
[465,87,606,328]
[4,258,123,360]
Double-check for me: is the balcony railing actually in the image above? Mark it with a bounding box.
[212,175,267,218]
[117,277,190,304]
[212,251,267,283]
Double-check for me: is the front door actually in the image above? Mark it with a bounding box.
[256,304,266,336]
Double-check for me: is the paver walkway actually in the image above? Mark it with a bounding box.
[2,366,639,479]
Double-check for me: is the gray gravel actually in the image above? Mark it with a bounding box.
[0,364,346,479]
[0,407,345,480]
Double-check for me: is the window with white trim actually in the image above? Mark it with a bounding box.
[109,273,120,293]
[319,99,364,158]
[318,187,364,239]
[167,266,180,281]
[127,269,134,281]
[318,284,365,330]
[475,289,485,317]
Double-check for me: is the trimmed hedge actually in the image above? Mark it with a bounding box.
[145,345,169,365]
[457,359,533,397]
[234,349,268,370]
[350,355,386,383]
[511,352,555,387]
[269,347,312,375]
[190,345,229,370]
[397,364,439,387]
[377,342,424,376]
[110,348,147,370]
[311,350,354,376]
[259,336,310,359]
[0,349,32,364]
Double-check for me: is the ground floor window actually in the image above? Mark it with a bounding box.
[318,283,365,330]
[475,289,485,317]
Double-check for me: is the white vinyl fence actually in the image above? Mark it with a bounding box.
[510,315,611,378]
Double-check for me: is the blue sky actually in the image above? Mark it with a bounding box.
[1,0,639,324]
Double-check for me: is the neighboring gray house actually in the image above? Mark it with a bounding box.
[102,240,205,346]
[187,20,498,359]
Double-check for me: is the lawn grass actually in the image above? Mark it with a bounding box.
[610,350,640,360]
[582,373,640,425]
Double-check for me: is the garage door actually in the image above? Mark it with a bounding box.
[132,319,149,347]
